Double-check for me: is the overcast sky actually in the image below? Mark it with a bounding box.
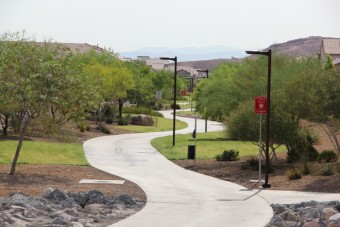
[1,0,340,53]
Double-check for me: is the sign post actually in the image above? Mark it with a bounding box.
[251,96,267,183]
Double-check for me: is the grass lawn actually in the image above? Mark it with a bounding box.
[151,131,285,160]
[176,110,200,117]
[0,140,87,165]
[115,117,187,133]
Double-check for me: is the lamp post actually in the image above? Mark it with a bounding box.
[245,49,272,188]
[197,69,209,132]
[160,56,177,146]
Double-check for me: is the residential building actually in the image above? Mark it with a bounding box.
[320,38,340,69]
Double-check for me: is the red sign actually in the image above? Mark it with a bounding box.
[181,90,186,96]
[255,96,267,114]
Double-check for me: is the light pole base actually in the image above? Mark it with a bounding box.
[262,183,271,188]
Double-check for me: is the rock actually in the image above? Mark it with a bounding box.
[52,216,67,225]
[303,219,320,227]
[300,207,320,220]
[269,201,340,227]
[323,208,337,221]
[330,213,340,222]
[43,189,68,202]
[328,221,340,227]
[117,194,137,206]
[0,189,144,226]
[63,207,79,216]
[131,115,154,126]
[71,222,84,227]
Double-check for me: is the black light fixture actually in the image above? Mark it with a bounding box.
[160,56,177,146]
[245,49,272,188]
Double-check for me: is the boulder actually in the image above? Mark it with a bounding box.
[131,115,154,126]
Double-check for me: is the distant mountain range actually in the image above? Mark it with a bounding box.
[120,46,246,61]
[120,36,336,70]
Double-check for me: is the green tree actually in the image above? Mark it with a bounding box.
[0,32,97,174]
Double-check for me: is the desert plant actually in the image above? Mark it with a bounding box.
[320,163,334,176]
[215,150,239,161]
[318,150,338,163]
[286,167,302,180]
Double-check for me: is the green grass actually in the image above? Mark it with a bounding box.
[151,131,285,160]
[176,111,200,117]
[0,140,87,165]
[115,117,188,133]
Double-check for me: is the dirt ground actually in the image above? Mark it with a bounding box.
[0,120,339,200]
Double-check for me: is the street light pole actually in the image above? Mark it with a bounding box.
[245,49,272,188]
[197,69,209,132]
[160,56,177,146]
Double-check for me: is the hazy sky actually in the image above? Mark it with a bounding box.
[1,0,340,53]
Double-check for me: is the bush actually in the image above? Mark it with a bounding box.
[97,125,111,134]
[320,163,334,176]
[300,159,311,175]
[105,118,113,124]
[170,103,181,110]
[215,150,239,161]
[318,150,338,163]
[286,167,302,180]
[244,155,259,170]
[78,121,89,132]
[117,117,128,126]
[286,129,319,163]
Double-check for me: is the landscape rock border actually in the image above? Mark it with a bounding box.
[267,200,340,227]
[0,188,145,227]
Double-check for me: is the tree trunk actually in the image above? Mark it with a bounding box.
[9,115,31,175]
[320,123,340,155]
[118,98,125,119]
[2,114,10,136]
[113,100,117,124]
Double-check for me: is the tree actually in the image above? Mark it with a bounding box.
[0,32,97,175]
[79,51,135,122]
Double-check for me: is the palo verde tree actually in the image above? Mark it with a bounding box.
[0,32,97,175]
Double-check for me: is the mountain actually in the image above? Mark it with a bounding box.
[120,46,246,61]
[266,36,324,58]
[176,36,333,70]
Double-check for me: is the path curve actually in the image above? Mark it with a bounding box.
[83,110,273,226]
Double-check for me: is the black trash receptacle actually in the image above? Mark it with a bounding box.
[188,145,196,159]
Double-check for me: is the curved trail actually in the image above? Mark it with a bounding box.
[83,110,274,226]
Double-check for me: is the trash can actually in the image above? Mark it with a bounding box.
[188,145,196,159]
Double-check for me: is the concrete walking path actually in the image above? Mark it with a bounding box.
[83,110,340,227]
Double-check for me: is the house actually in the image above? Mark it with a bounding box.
[320,38,340,69]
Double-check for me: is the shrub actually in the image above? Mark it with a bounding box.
[320,163,334,176]
[117,117,128,126]
[215,150,239,161]
[105,118,113,124]
[318,150,338,163]
[300,158,311,175]
[170,103,181,110]
[286,167,302,180]
[286,129,319,163]
[244,155,259,171]
[97,125,111,134]
[78,121,89,132]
